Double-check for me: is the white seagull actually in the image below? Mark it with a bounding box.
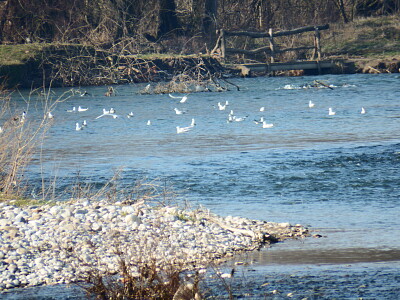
[233,115,247,122]
[67,107,76,112]
[260,106,265,112]
[309,100,315,108]
[176,125,193,134]
[78,106,89,112]
[47,112,54,119]
[169,94,189,103]
[20,111,27,123]
[147,120,151,126]
[95,112,120,119]
[262,120,274,128]
[82,120,87,127]
[180,95,188,103]
[174,108,186,115]
[127,112,134,118]
[217,102,226,110]
[328,107,336,115]
[361,107,366,114]
[75,122,83,131]
[176,118,196,133]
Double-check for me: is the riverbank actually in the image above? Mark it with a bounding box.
[0,43,225,89]
[2,14,400,89]
[0,199,308,292]
[1,42,399,90]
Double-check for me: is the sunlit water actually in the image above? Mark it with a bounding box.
[2,73,400,298]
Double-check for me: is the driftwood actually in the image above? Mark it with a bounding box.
[314,80,334,89]
[224,24,329,38]
[226,46,314,56]
[203,216,257,239]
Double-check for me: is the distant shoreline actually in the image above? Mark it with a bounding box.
[1,43,399,89]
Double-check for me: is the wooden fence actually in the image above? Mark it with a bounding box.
[213,24,329,63]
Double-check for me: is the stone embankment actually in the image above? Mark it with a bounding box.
[0,199,308,291]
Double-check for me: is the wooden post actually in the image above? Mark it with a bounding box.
[220,29,226,60]
[314,27,321,61]
[268,28,275,63]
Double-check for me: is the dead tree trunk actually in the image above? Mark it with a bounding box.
[157,0,182,38]
[203,0,218,48]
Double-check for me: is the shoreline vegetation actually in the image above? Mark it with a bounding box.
[0,15,400,89]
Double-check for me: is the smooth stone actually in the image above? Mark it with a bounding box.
[125,214,141,224]
[0,219,11,226]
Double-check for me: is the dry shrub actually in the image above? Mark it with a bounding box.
[0,87,69,199]
[84,253,202,300]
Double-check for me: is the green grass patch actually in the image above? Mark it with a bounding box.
[0,43,46,66]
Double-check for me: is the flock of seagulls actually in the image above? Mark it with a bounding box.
[0,85,369,136]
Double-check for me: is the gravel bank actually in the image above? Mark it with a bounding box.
[0,199,308,291]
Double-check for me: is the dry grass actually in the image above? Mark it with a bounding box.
[83,252,203,300]
[323,14,400,59]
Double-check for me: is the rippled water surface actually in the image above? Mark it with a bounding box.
[3,73,400,298]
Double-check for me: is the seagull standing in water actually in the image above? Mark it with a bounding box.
[76,122,83,131]
[309,100,315,108]
[328,107,336,115]
[361,107,366,114]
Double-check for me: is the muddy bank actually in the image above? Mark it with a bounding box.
[352,56,400,74]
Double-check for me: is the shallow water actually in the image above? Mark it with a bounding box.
[2,73,400,298]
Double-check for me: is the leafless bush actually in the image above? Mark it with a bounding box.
[0,86,69,199]
[83,250,203,300]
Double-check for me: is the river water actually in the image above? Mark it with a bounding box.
[2,73,400,299]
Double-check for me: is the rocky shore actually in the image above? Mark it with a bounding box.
[0,199,308,292]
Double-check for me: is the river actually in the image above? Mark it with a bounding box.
[2,73,400,299]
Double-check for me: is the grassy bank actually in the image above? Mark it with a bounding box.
[323,14,400,72]
[324,14,400,59]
